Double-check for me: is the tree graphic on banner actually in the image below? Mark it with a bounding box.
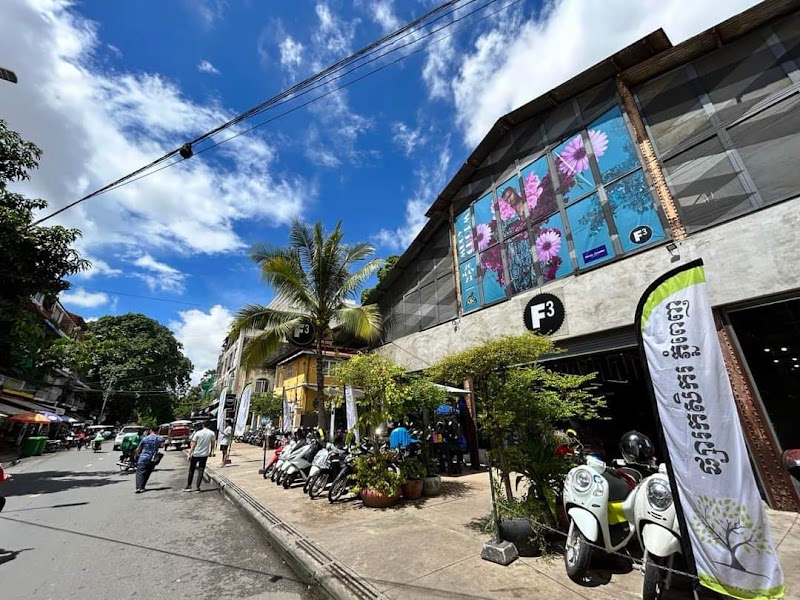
[692,496,770,578]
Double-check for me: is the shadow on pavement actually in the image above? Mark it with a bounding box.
[3,470,124,497]
[0,547,32,567]
[3,501,90,513]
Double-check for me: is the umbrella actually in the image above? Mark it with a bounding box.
[8,412,53,424]
[38,411,61,422]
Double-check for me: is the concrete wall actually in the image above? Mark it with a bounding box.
[378,198,800,371]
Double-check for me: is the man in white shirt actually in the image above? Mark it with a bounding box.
[218,418,233,467]
[183,422,216,492]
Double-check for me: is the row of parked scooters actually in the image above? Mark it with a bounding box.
[261,429,417,503]
[237,428,267,447]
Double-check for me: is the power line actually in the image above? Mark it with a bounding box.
[30,0,517,225]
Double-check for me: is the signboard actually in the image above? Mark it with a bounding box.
[234,385,252,436]
[216,387,227,434]
[582,245,608,263]
[629,225,653,245]
[290,321,315,346]
[635,260,784,599]
[523,293,565,335]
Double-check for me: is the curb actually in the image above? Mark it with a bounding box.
[184,452,388,600]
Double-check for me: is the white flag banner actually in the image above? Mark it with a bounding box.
[282,392,291,432]
[216,387,228,435]
[636,260,784,599]
[235,385,252,436]
[345,384,359,443]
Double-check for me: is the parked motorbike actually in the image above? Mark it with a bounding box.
[92,439,103,452]
[782,449,800,482]
[328,442,371,503]
[274,433,309,485]
[307,444,346,498]
[262,437,287,480]
[562,431,652,583]
[282,435,323,489]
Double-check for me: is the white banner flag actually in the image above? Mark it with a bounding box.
[345,384,359,443]
[636,260,784,599]
[216,387,227,435]
[282,392,291,432]
[235,385,252,436]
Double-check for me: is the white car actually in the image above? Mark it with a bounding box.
[113,425,140,451]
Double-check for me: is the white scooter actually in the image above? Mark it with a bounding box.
[304,442,334,494]
[272,436,301,483]
[282,436,322,489]
[628,463,682,600]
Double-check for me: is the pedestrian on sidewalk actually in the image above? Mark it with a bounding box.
[218,418,233,467]
[133,426,164,494]
[184,421,215,493]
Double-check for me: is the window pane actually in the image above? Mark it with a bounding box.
[589,106,638,182]
[505,231,536,294]
[459,256,480,313]
[694,31,792,125]
[420,282,437,330]
[531,212,574,282]
[772,12,800,66]
[496,175,527,238]
[553,132,597,203]
[404,289,420,333]
[636,67,711,155]
[479,245,507,304]
[454,208,475,263]
[606,170,667,253]
[729,92,800,207]
[473,193,499,251]
[663,137,753,232]
[436,274,457,322]
[521,156,558,222]
[566,193,616,268]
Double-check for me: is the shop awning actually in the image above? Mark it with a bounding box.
[541,326,638,362]
[0,402,25,418]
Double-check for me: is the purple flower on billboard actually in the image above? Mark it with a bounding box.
[475,223,493,251]
[557,130,608,175]
[535,228,562,262]
[524,172,543,213]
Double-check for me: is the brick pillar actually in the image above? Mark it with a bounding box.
[715,312,800,511]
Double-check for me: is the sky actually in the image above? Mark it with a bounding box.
[0,0,762,382]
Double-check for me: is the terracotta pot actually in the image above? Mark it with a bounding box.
[423,475,442,497]
[401,478,424,500]
[361,488,400,508]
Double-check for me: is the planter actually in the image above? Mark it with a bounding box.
[361,488,400,508]
[498,518,541,557]
[401,478,424,500]
[422,475,442,497]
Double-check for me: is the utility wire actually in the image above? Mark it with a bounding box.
[30,0,517,225]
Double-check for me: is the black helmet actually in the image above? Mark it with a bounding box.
[619,430,654,464]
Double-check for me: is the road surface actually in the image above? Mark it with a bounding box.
[0,445,319,600]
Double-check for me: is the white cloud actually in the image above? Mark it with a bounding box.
[391,122,426,156]
[422,33,455,101]
[449,0,763,146]
[0,0,306,261]
[60,287,110,308]
[73,255,122,279]
[197,59,220,75]
[368,0,400,33]
[169,305,233,385]
[278,36,304,75]
[130,253,187,293]
[195,0,227,27]
[376,137,451,251]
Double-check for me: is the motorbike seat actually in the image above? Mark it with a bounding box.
[602,470,634,502]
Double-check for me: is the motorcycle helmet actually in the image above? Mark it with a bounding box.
[619,430,654,464]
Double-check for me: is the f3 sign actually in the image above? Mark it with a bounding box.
[523,293,565,335]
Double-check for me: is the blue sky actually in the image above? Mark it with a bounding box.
[0,0,760,380]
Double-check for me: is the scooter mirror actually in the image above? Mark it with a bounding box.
[781,449,800,482]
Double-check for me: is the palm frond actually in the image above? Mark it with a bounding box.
[258,254,314,311]
[229,304,306,339]
[288,219,317,273]
[339,258,382,301]
[334,304,382,343]
[240,327,291,369]
[342,242,375,267]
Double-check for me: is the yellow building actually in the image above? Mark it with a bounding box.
[271,348,353,429]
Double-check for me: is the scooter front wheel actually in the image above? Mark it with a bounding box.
[262,464,275,480]
[309,472,329,499]
[564,521,593,583]
[328,475,348,503]
[283,472,296,489]
[643,555,666,600]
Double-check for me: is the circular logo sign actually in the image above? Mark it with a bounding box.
[629,225,653,245]
[290,321,315,346]
[523,293,565,335]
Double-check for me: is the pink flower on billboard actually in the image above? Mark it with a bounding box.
[557,130,608,175]
[535,228,562,262]
[475,222,493,251]
[497,197,516,221]
[524,172,543,213]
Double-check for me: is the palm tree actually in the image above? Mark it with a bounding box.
[230,220,383,430]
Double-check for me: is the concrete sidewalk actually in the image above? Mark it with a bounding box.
[204,444,799,600]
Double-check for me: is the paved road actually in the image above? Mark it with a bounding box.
[0,446,319,600]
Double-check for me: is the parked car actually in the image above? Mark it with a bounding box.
[113,425,141,451]
[159,420,192,450]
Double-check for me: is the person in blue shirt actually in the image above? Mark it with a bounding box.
[133,426,165,494]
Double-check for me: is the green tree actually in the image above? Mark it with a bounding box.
[250,391,282,423]
[360,254,400,304]
[230,220,383,430]
[0,119,89,376]
[47,313,193,424]
[429,333,603,525]
[174,369,216,418]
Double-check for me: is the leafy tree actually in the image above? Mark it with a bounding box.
[47,313,193,424]
[360,254,400,304]
[250,391,282,423]
[429,333,603,525]
[174,369,216,418]
[230,220,383,430]
[0,119,89,376]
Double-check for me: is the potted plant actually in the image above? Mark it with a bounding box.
[423,457,442,497]
[352,451,401,508]
[399,457,426,500]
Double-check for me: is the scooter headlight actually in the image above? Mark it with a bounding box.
[572,468,593,493]
[646,479,673,511]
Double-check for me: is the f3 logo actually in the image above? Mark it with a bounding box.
[523,293,565,335]
[630,225,653,244]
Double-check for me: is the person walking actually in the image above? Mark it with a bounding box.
[218,418,233,467]
[133,426,164,494]
[183,421,216,493]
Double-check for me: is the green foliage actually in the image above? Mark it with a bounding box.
[230,220,383,430]
[399,457,426,481]
[692,495,771,569]
[174,370,216,418]
[250,391,282,422]
[0,119,89,375]
[46,313,193,424]
[360,254,400,304]
[352,451,402,495]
